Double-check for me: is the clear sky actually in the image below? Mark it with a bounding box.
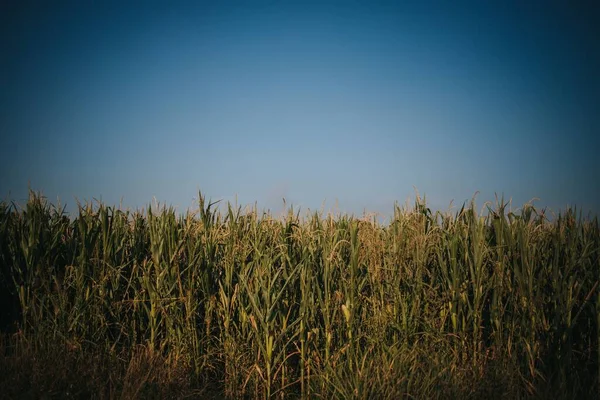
[1,1,599,218]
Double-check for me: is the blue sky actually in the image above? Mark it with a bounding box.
[1,1,599,218]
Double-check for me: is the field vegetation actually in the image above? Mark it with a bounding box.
[0,191,599,399]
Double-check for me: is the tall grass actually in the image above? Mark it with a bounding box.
[0,191,598,399]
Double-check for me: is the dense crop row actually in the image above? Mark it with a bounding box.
[0,192,599,398]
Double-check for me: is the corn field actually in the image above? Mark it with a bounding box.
[0,191,599,399]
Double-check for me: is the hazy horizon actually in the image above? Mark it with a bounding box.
[2,1,599,219]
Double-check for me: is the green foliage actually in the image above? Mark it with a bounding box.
[1,191,599,399]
